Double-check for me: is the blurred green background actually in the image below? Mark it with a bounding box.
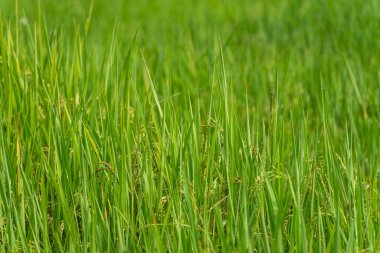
[1,0,380,152]
[1,0,380,149]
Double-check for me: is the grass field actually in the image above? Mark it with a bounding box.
[0,0,380,252]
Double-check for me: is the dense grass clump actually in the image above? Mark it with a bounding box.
[0,0,380,252]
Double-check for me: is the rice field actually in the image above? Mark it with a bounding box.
[0,0,380,252]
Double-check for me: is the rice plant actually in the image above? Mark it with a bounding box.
[0,0,379,252]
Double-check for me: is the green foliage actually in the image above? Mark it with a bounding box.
[0,0,379,252]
